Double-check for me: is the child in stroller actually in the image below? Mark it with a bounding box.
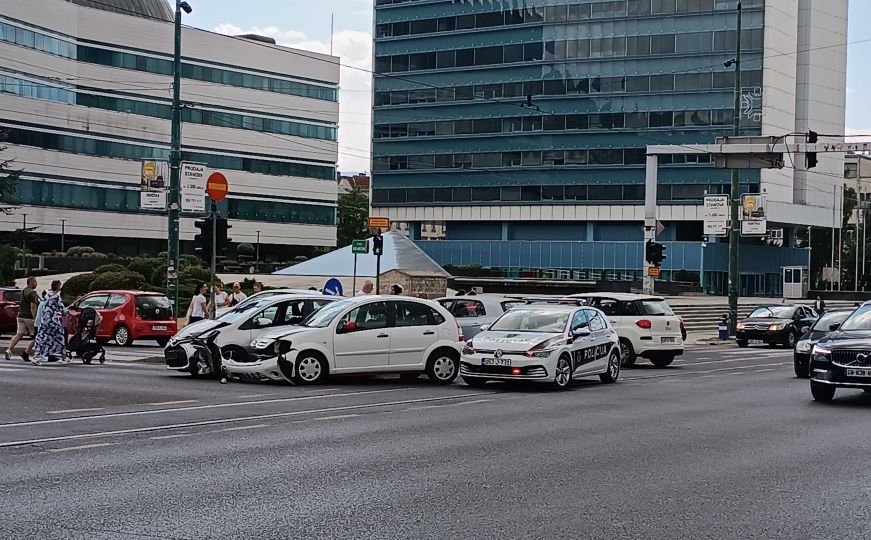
[65,307,106,364]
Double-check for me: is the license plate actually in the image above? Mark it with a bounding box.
[661,337,675,344]
[152,325,168,331]
[846,369,871,377]
[482,357,510,367]
[749,339,763,344]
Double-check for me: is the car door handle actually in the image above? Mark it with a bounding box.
[423,330,435,335]
[377,333,389,338]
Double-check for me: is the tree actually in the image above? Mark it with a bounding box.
[796,184,859,289]
[336,186,369,248]
[0,136,21,215]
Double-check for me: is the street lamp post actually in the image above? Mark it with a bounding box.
[60,219,66,254]
[726,2,742,333]
[255,230,260,268]
[167,0,192,316]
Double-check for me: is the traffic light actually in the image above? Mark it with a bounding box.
[645,241,667,267]
[193,217,213,264]
[806,129,818,170]
[372,235,384,256]
[215,216,232,254]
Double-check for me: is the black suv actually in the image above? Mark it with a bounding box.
[736,305,817,348]
[793,308,853,378]
[809,302,871,401]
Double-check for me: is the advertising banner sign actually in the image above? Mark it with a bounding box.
[703,195,730,236]
[741,194,767,236]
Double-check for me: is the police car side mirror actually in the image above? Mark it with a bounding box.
[572,327,591,337]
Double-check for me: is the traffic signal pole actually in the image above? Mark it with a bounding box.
[209,201,217,319]
[167,0,184,316]
[727,2,743,334]
[642,154,658,295]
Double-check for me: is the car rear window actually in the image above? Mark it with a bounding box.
[4,290,21,302]
[136,295,173,320]
[501,301,525,311]
[637,300,674,316]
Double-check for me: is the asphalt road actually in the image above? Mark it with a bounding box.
[1,345,870,539]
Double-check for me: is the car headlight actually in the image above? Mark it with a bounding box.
[812,344,832,359]
[462,341,475,355]
[768,324,782,331]
[527,350,554,359]
[250,337,274,350]
[795,340,812,353]
[736,322,745,330]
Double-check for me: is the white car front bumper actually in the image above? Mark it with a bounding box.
[460,352,556,381]
[222,356,286,383]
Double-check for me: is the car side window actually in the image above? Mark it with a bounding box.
[437,299,455,311]
[78,294,109,310]
[618,301,638,316]
[452,300,485,318]
[428,307,446,325]
[255,305,281,325]
[106,294,126,309]
[337,301,389,332]
[394,301,432,328]
[283,300,306,324]
[586,310,607,332]
[571,309,589,330]
[596,300,617,316]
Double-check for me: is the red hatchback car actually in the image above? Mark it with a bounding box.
[70,290,177,346]
[0,287,22,335]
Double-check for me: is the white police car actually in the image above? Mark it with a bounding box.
[460,300,621,389]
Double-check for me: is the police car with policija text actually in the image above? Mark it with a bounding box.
[460,299,621,389]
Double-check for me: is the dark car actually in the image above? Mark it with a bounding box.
[736,304,817,348]
[809,302,871,401]
[793,308,853,378]
[0,287,22,334]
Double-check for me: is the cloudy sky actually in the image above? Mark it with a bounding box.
[182,0,871,173]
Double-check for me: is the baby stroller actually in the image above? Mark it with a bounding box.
[65,307,106,364]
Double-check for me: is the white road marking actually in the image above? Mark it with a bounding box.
[675,356,786,368]
[146,400,198,406]
[0,387,421,430]
[624,361,791,381]
[405,398,494,411]
[311,414,360,421]
[235,393,276,399]
[210,423,270,433]
[46,408,105,415]
[0,391,494,448]
[754,368,775,373]
[47,442,118,453]
[149,433,193,440]
[0,367,23,372]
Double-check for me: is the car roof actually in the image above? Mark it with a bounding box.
[437,296,509,302]
[87,290,165,295]
[512,303,579,313]
[571,292,664,301]
[248,293,333,303]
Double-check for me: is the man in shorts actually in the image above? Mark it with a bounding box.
[6,276,39,362]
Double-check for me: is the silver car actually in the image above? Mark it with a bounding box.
[437,296,525,339]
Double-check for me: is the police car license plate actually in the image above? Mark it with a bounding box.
[482,358,510,367]
[152,325,168,331]
[846,369,871,377]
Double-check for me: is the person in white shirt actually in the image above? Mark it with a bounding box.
[187,283,208,324]
[355,281,374,296]
[213,284,231,308]
[230,282,247,306]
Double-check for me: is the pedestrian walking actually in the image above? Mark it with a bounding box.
[814,296,826,314]
[33,280,66,365]
[355,281,374,296]
[33,290,47,340]
[230,282,247,306]
[187,283,208,325]
[6,276,39,362]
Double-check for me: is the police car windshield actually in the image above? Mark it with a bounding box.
[489,309,569,333]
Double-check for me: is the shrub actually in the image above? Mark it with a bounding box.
[66,246,94,257]
[237,243,255,256]
[94,263,126,274]
[89,270,147,292]
[61,273,97,302]
[0,244,16,285]
[82,251,108,258]
[128,257,161,279]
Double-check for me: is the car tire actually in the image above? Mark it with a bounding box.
[794,359,809,378]
[599,349,620,384]
[810,381,836,402]
[221,345,249,363]
[552,355,572,390]
[156,338,169,348]
[113,325,132,347]
[785,332,797,349]
[619,338,637,368]
[737,340,748,348]
[293,352,328,385]
[651,354,675,369]
[426,349,459,384]
[462,376,488,388]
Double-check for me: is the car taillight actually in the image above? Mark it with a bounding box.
[680,319,687,340]
[636,319,652,329]
[456,321,463,341]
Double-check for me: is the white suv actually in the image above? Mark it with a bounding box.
[223,296,463,384]
[569,293,685,368]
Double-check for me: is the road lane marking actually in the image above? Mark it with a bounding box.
[46,408,105,415]
[0,387,423,430]
[47,442,118,453]
[313,414,359,421]
[146,400,198,406]
[754,368,775,373]
[235,393,276,399]
[0,367,23,372]
[210,423,270,433]
[0,391,494,448]
[149,433,193,440]
[623,361,790,381]
[405,398,494,411]
[674,356,788,368]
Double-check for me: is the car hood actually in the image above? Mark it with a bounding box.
[741,317,793,326]
[174,319,227,340]
[817,330,871,349]
[472,331,560,353]
[259,325,312,342]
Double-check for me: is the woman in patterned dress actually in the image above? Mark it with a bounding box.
[33,280,66,365]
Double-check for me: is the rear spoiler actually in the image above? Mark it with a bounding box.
[519,297,588,306]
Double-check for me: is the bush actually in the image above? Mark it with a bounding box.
[237,243,255,256]
[94,263,126,274]
[66,246,94,257]
[128,257,161,279]
[89,270,147,292]
[0,244,16,285]
[82,252,108,258]
[61,273,97,303]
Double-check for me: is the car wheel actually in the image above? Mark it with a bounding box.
[810,381,836,402]
[293,352,327,385]
[651,354,675,369]
[737,340,748,348]
[113,325,132,347]
[794,359,809,378]
[599,349,620,384]
[462,376,488,388]
[785,332,797,349]
[221,345,249,363]
[426,350,459,384]
[156,338,169,348]
[552,355,572,390]
[619,338,636,367]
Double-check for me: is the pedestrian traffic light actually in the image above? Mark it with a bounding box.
[215,216,232,253]
[373,235,384,256]
[645,241,667,267]
[194,217,213,264]
[806,129,818,169]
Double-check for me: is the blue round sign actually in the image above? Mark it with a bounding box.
[323,278,344,297]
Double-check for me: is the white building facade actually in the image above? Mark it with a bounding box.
[0,0,339,256]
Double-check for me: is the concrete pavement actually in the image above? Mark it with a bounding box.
[2,345,869,539]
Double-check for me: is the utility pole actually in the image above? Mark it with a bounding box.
[831,185,836,291]
[856,184,861,291]
[209,201,217,319]
[60,219,66,254]
[168,0,192,316]
[727,1,742,333]
[255,230,260,268]
[21,213,27,274]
